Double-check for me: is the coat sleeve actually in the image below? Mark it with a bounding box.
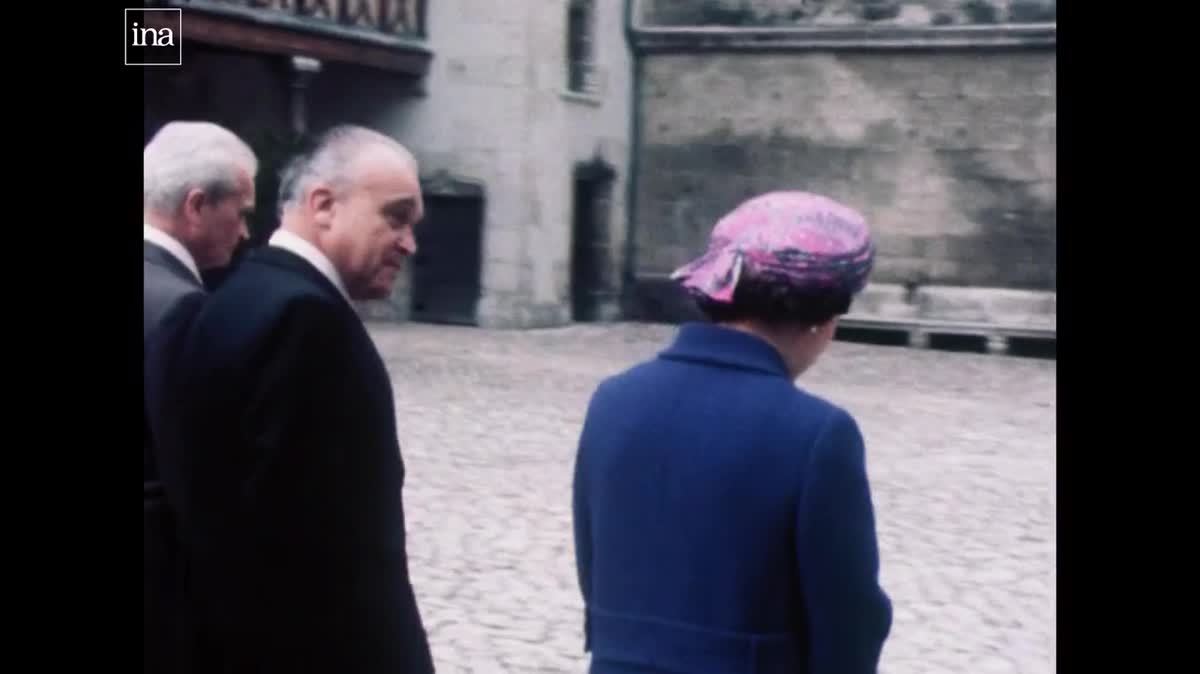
[795,408,893,674]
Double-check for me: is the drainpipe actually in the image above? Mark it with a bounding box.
[288,55,322,135]
[621,0,645,296]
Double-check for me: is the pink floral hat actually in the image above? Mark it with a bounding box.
[670,191,875,302]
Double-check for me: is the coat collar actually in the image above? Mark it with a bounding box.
[267,229,352,305]
[659,322,791,378]
[144,240,203,290]
[143,224,202,286]
[246,245,351,308]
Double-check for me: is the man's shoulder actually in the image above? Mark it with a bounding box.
[199,255,353,344]
[144,258,197,293]
[226,248,344,302]
[207,251,318,304]
[144,262,205,340]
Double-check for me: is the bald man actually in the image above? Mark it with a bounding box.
[146,125,433,673]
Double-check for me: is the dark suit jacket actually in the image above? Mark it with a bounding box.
[572,322,892,674]
[145,246,434,674]
[145,240,206,674]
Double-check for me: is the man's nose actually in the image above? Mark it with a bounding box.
[398,229,417,255]
[239,222,250,240]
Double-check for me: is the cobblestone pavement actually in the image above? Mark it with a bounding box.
[370,321,1056,674]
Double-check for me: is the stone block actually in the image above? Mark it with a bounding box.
[474,294,571,330]
[970,150,1043,183]
[849,282,1056,328]
[930,259,968,285]
[926,237,955,260]
[873,256,934,285]
[873,233,920,258]
[484,228,523,266]
[863,120,907,151]
[475,293,519,329]
[977,122,1032,152]
[484,262,523,294]
[851,283,921,319]
[521,302,572,328]
[914,285,1056,325]
[1010,262,1056,291]
[928,124,978,151]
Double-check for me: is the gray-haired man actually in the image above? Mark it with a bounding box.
[143,120,257,674]
[146,124,434,672]
[143,120,257,339]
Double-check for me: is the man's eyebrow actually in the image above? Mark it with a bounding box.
[383,197,418,215]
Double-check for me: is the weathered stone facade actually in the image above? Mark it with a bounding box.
[145,0,633,330]
[625,2,1056,321]
[646,0,1056,26]
[376,0,634,328]
[634,50,1056,286]
[145,0,1055,330]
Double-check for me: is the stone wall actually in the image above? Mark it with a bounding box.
[645,0,1056,26]
[378,0,633,328]
[144,3,634,329]
[631,46,1056,313]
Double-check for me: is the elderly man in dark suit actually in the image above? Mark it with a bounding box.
[143,121,257,674]
[146,124,434,673]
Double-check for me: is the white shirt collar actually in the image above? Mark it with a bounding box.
[144,224,202,285]
[268,229,352,304]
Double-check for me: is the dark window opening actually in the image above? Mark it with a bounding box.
[566,1,595,93]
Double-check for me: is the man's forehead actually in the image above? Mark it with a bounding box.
[361,161,420,197]
[354,144,415,172]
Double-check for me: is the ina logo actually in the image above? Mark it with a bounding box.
[125,8,182,66]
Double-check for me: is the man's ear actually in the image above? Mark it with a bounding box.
[182,188,207,221]
[308,185,336,230]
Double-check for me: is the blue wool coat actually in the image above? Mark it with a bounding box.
[572,322,892,674]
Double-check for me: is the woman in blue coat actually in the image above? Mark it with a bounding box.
[572,191,892,673]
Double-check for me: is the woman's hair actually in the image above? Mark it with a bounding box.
[692,273,852,328]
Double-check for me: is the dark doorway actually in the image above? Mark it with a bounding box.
[411,174,485,325]
[571,158,617,321]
